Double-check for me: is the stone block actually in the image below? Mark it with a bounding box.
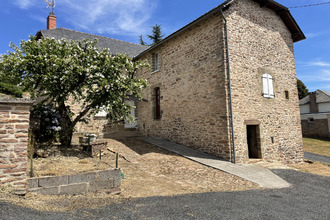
[97,169,121,181]
[113,177,121,187]
[29,186,59,195]
[38,175,68,187]
[89,180,114,192]
[27,178,38,189]
[59,183,88,195]
[68,172,96,184]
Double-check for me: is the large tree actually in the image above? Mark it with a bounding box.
[0,36,148,147]
[139,24,165,46]
[297,78,309,99]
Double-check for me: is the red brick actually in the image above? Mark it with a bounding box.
[10,153,15,158]
[14,148,26,152]
[8,130,15,134]
[10,158,26,163]
[13,181,27,186]
[0,160,7,164]
[15,134,28,138]
[2,119,29,123]
[1,139,18,143]
[11,111,30,115]
[0,164,18,169]
[17,152,27,157]
[15,125,29,129]
[3,168,26,174]
[5,125,14,129]
[0,135,10,139]
[0,175,7,178]
[0,130,7,134]
[1,177,24,183]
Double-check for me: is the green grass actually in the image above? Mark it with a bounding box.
[303,138,330,157]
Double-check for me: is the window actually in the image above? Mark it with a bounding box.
[262,74,274,98]
[308,118,314,123]
[285,90,289,99]
[154,87,161,120]
[152,53,159,72]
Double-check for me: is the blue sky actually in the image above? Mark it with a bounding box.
[0,0,329,92]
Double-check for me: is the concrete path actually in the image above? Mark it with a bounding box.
[305,152,330,164]
[138,137,291,189]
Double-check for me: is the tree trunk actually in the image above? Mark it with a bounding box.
[58,102,74,148]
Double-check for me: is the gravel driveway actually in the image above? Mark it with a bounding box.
[1,169,329,220]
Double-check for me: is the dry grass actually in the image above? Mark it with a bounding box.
[290,160,330,177]
[0,138,259,212]
[303,138,330,157]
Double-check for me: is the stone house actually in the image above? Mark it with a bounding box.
[37,0,305,164]
[299,90,330,140]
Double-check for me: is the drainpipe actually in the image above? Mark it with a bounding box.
[220,1,236,164]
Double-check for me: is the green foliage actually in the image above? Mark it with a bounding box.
[147,24,164,45]
[297,78,309,99]
[139,24,165,46]
[0,82,23,98]
[0,36,148,147]
[139,35,147,46]
[30,104,62,144]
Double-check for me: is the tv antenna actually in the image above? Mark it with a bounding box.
[45,0,56,15]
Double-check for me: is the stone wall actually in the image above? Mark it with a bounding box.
[0,98,33,193]
[301,118,330,140]
[28,168,121,195]
[136,10,232,160]
[225,0,303,163]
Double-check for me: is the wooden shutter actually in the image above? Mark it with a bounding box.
[155,87,161,119]
[262,74,274,99]
[268,74,274,98]
[262,74,269,98]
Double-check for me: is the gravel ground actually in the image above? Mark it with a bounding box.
[0,169,329,220]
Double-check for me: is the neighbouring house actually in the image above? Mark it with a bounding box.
[36,0,305,164]
[299,90,330,140]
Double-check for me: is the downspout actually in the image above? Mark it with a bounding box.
[220,1,236,164]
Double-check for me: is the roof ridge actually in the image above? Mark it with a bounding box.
[55,28,149,48]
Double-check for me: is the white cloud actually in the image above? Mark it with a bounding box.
[59,0,157,35]
[13,0,35,9]
[11,0,157,36]
[306,61,330,67]
[299,69,330,82]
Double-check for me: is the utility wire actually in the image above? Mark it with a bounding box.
[289,1,330,8]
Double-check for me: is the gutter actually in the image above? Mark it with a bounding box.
[219,0,236,164]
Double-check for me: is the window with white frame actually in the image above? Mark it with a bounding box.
[262,73,274,98]
[152,53,159,72]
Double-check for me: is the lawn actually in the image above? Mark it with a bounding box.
[303,137,330,157]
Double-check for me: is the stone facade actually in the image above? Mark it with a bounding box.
[0,98,33,193]
[136,0,303,164]
[137,11,232,160]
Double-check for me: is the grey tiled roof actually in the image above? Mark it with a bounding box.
[37,28,149,58]
[299,90,330,105]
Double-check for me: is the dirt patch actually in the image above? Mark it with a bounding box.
[290,160,330,177]
[1,137,259,212]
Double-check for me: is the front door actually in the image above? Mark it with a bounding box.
[124,100,137,129]
[247,125,261,159]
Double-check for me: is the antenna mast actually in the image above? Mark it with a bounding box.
[45,0,56,15]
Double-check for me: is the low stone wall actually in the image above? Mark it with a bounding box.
[301,118,330,140]
[27,169,121,195]
[0,98,33,194]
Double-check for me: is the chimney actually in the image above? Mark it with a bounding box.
[309,92,319,113]
[47,13,57,30]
